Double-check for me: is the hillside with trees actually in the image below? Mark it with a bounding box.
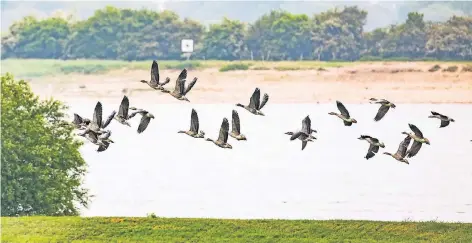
[2,5,471,61]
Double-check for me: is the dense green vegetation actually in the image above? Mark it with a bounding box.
[2,6,471,61]
[2,216,472,242]
[1,73,89,216]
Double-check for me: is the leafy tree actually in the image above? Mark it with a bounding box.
[381,12,427,58]
[1,73,89,216]
[246,10,312,61]
[199,17,247,60]
[1,6,472,61]
[425,16,472,60]
[312,6,367,61]
[1,16,70,59]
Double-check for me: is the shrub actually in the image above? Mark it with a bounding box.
[428,65,441,72]
[251,66,271,70]
[219,63,251,72]
[1,73,89,216]
[461,65,472,72]
[443,66,458,72]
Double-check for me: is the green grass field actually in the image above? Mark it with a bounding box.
[0,59,352,78]
[1,58,470,78]
[2,217,472,242]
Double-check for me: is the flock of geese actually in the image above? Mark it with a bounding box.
[72,60,463,164]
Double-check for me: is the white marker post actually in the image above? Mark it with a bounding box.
[181,39,194,61]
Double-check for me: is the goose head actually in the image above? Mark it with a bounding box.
[424,138,430,145]
[351,118,358,123]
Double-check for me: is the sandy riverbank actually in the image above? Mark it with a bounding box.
[26,62,472,104]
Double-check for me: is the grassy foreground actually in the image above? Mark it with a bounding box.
[2,217,472,242]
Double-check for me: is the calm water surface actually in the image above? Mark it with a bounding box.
[69,101,472,222]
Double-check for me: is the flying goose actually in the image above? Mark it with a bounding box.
[206,118,232,149]
[383,135,412,164]
[163,69,197,102]
[428,111,455,128]
[402,123,430,158]
[113,95,133,127]
[358,135,385,160]
[328,100,357,126]
[288,116,317,150]
[140,60,170,91]
[128,107,155,134]
[369,98,396,122]
[236,88,269,116]
[80,101,108,135]
[77,129,107,148]
[178,108,205,138]
[229,110,247,141]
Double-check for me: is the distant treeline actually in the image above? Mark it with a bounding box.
[2,6,472,61]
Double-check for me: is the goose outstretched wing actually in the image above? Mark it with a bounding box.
[161,77,170,86]
[259,93,269,110]
[173,69,188,93]
[249,88,260,110]
[151,60,159,85]
[301,140,308,150]
[408,124,424,138]
[93,101,103,128]
[190,109,199,133]
[97,141,110,152]
[73,113,83,126]
[179,79,186,95]
[406,141,422,158]
[440,120,450,128]
[217,118,229,143]
[301,116,311,134]
[374,105,390,121]
[137,115,151,134]
[102,110,116,128]
[184,77,197,95]
[118,95,129,118]
[336,100,350,118]
[232,110,241,134]
[396,135,412,158]
[431,111,447,119]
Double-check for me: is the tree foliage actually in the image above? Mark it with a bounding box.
[1,5,471,61]
[1,73,89,216]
